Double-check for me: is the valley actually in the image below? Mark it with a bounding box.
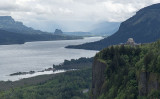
[0,1,160,99]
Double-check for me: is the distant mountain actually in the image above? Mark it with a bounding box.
[0,16,45,34]
[66,3,160,50]
[63,22,120,36]
[90,22,120,36]
[0,16,82,45]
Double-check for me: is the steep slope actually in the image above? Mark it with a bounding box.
[67,3,160,50]
[90,22,120,36]
[91,40,160,99]
[0,16,44,34]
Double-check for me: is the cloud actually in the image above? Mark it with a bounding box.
[0,0,159,31]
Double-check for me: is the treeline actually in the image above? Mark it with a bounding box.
[0,68,92,99]
[53,57,93,70]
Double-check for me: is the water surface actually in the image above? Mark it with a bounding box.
[0,37,103,81]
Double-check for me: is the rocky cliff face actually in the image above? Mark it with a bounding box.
[91,59,106,99]
[91,62,160,98]
[91,41,160,98]
[139,72,160,96]
[0,16,50,35]
[0,16,35,34]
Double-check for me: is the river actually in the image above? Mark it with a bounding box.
[0,37,103,81]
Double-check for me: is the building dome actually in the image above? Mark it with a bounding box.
[126,38,135,45]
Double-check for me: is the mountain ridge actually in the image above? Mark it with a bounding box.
[0,16,82,45]
[66,3,160,50]
[0,16,49,34]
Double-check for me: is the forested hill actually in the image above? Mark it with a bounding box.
[66,3,160,50]
[0,29,81,45]
[0,16,54,35]
[91,40,160,99]
[0,16,82,45]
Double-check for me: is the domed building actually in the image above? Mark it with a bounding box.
[126,38,135,45]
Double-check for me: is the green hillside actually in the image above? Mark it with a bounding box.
[66,3,160,50]
[91,40,160,99]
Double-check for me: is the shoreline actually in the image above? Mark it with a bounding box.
[0,37,102,81]
[0,37,84,47]
[0,57,93,91]
[0,36,102,46]
[4,69,67,82]
[0,69,78,91]
[0,71,65,91]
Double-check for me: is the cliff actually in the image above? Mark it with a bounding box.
[0,16,40,34]
[138,72,160,96]
[91,59,107,99]
[91,41,160,99]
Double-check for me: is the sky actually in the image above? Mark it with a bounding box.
[0,0,160,32]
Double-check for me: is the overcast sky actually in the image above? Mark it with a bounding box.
[0,0,160,32]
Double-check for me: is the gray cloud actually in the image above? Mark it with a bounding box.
[0,0,159,31]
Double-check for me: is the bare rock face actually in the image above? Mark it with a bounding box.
[139,72,149,96]
[91,60,160,98]
[91,59,107,99]
[139,72,160,96]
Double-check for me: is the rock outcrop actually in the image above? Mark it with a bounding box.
[54,29,63,35]
[91,59,106,99]
[139,72,160,96]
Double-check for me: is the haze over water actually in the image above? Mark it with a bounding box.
[0,37,103,81]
